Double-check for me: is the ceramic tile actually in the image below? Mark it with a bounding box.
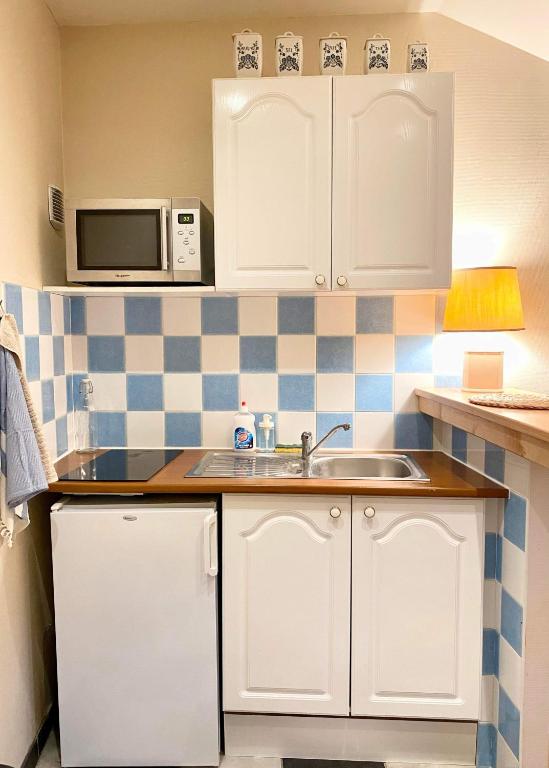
[395,335,433,373]
[452,426,467,462]
[22,287,39,335]
[239,297,277,335]
[88,336,125,373]
[164,336,201,373]
[394,413,433,450]
[202,374,239,411]
[240,336,276,372]
[276,411,315,445]
[54,376,67,416]
[480,673,497,723]
[467,434,486,473]
[482,627,499,676]
[5,283,23,330]
[38,291,52,334]
[504,452,530,498]
[354,412,394,450]
[278,296,315,334]
[356,296,393,333]
[126,374,164,411]
[355,334,394,373]
[496,534,503,583]
[70,296,86,334]
[483,578,498,630]
[39,335,54,379]
[125,335,164,372]
[316,413,353,448]
[316,295,355,335]
[498,637,523,714]
[202,297,238,335]
[56,415,68,456]
[485,441,505,484]
[277,335,316,372]
[503,493,526,551]
[240,374,278,412]
[163,297,201,335]
[498,686,520,760]
[42,420,57,460]
[41,379,55,423]
[126,411,165,447]
[394,294,436,335]
[501,539,526,606]
[53,336,65,376]
[356,374,393,412]
[485,532,497,579]
[164,373,202,411]
[496,731,518,768]
[393,373,433,413]
[202,335,239,372]
[71,336,88,372]
[63,296,71,335]
[165,412,202,447]
[202,411,234,447]
[90,373,127,411]
[94,412,126,447]
[476,722,498,768]
[434,374,462,387]
[316,336,354,373]
[278,375,315,412]
[500,589,523,656]
[86,297,125,335]
[317,374,354,411]
[25,336,40,381]
[50,294,65,336]
[124,297,162,334]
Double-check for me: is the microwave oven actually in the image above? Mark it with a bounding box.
[65,198,214,285]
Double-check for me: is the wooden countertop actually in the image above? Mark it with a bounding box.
[417,387,549,470]
[50,449,507,498]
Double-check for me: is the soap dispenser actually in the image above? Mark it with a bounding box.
[258,414,275,452]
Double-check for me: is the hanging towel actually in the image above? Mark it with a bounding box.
[0,346,48,547]
[0,313,57,483]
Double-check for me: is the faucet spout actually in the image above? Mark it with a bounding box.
[301,423,351,468]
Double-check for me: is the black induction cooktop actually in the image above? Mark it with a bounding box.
[58,449,182,482]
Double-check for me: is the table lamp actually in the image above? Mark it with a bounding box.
[443,266,524,391]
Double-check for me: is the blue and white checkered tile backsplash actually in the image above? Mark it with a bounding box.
[435,420,528,768]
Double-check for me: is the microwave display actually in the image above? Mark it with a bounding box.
[76,210,162,270]
[178,213,194,224]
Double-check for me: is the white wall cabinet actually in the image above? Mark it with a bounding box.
[213,74,454,291]
[222,494,351,715]
[351,497,483,719]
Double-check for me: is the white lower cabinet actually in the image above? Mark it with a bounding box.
[222,494,351,715]
[351,497,484,719]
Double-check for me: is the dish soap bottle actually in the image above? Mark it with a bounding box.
[233,401,256,451]
[76,378,98,453]
[258,414,275,452]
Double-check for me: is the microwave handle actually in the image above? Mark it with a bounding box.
[160,206,169,270]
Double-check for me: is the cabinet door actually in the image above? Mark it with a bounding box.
[333,73,454,290]
[223,494,351,715]
[213,78,332,290]
[351,497,483,719]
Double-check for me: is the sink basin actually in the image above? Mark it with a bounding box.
[308,453,429,481]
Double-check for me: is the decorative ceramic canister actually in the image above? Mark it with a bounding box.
[233,29,263,77]
[319,32,348,75]
[363,33,391,73]
[407,41,430,72]
[275,31,304,76]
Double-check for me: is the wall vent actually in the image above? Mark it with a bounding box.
[48,184,64,230]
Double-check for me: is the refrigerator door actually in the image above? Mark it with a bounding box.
[52,500,219,767]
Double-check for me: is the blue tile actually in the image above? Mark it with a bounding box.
[164,337,201,372]
[240,336,276,372]
[41,379,55,423]
[65,374,74,413]
[127,374,163,411]
[124,297,162,334]
[88,336,125,372]
[316,413,353,448]
[56,416,68,456]
[482,628,500,676]
[451,426,467,462]
[63,296,71,335]
[355,374,393,412]
[53,336,65,376]
[203,374,239,411]
[165,412,201,447]
[485,441,505,484]
[434,374,462,387]
[25,336,40,381]
[395,413,433,449]
[496,534,503,583]
[278,297,315,335]
[476,722,497,768]
[498,686,521,759]
[38,292,52,335]
[504,493,526,551]
[202,297,238,335]
[356,296,393,333]
[95,412,127,447]
[501,588,523,656]
[485,532,497,579]
[278,375,315,412]
[317,337,354,373]
[70,296,86,334]
[395,335,433,373]
[5,284,23,331]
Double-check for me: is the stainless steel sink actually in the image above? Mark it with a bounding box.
[186,451,429,481]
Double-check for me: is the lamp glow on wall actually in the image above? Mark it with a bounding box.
[443,267,525,391]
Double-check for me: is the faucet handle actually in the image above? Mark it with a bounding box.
[301,431,312,457]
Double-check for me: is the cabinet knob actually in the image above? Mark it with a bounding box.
[336,275,348,287]
[363,506,376,518]
[315,274,326,286]
[329,506,342,519]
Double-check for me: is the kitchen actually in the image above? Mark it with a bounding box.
[1,3,548,768]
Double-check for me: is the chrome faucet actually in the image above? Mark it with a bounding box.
[301,423,351,473]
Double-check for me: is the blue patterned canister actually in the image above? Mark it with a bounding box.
[319,32,348,75]
[275,31,303,77]
[364,34,391,74]
[233,29,263,78]
[407,41,430,72]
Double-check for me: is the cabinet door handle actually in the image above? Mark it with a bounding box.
[203,512,218,576]
[363,505,376,518]
[330,506,342,518]
[336,275,348,287]
[315,274,326,286]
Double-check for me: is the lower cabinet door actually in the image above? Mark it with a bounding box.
[351,497,484,719]
[223,494,351,715]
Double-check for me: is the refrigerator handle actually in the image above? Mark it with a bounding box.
[203,512,218,577]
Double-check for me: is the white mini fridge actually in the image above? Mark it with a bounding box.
[51,495,220,767]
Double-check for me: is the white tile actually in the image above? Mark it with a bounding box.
[126,412,165,447]
[496,730,519,768]
[483,578,498,630]
[42,420,57,461]
[277,411,315,445]
[89,373,127,411]
[239,297,277,335]
[394,373,434,414]
[355,412,395,450]
[63,336,73,373]
[54,376,67,416]
[66,411,75,452]
[316,374,354,411]
[163,297,201,335]
[202,411,234,448]
[437,420,453,454]
[395,294,436,335]
[201,335,239,373]
[221,757,281,768]
[22,287,39,335]
[499,636,523,712]
[164,373,202,411]
[504,451,530,498]
[502,538,526,606]
[277,335,315,372]
[494,580,502,633]
[485,498,502,534]
[39,335,54,379]
[356,334,394,373]
[432,419,444,452]
[480,673,497,723]
[125,335,163,372]
[70,335,88,372]
[50,294,64,335]
[316,295,355,335]
[86,297,125,335]
[467,434,485,473]
[239,374,278,412]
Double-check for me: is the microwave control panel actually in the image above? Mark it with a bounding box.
[172,205,201,272]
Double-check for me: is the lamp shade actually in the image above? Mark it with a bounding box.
[443,267,525,332]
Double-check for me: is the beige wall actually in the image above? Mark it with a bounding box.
[60,13,549,392]
[0,0,65,289]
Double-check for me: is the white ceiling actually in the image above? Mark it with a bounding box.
[46,0,549,61]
